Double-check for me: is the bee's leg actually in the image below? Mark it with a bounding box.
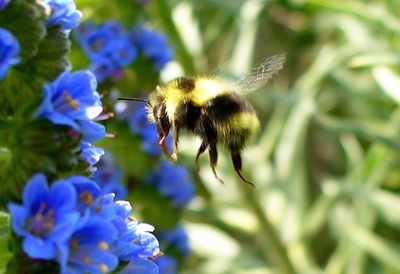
[209,143,224,184]
[195,140,208,172]
[159,134,170,157]
[231,151,254,187]
[170,121,180,161]
[155,102,172,158]
[157,123,170,157]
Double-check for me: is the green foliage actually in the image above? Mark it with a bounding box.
[122,0,400,273]
[0,211,11,274]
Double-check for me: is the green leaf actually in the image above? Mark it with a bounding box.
[0,27,70,115]
[15,26,70,92]
[372,66,400,105]
[0,0,46,59]
[315,115,400,150]
[0,211,11,274]
[347,223,400,271]
[360,188,400,227]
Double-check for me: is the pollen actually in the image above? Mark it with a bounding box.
[80,191,94,204]
[63,91,80,110]
[83,256,91,264]
[70,238,79,249]
[98,241,109,250]
[100,263,109,273]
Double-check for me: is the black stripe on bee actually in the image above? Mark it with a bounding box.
[206,93,254,122]
[176,77,195,93]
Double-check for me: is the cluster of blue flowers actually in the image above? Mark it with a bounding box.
[147,160,195,208]
[74,21,137,83]
[35,69,106,172]
[8,173,160,273]
[131,24,173,71]
[2,0,194,272]
[75,21,173,82]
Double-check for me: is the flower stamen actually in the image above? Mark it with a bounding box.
[63,91,80,110]
[80,191,94,204]
[100,263,109,273]
[98,241,109,250]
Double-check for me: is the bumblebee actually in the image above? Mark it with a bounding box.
[119,54,286,186]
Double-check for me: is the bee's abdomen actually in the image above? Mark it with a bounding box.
[206,93,260,150]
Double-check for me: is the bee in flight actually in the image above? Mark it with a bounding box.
[119,54,286,186]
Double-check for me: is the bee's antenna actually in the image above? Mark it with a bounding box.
[117,97,152,107]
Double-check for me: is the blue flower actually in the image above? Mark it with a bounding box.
[120,258,159,274]
[44,0,82,31]
[0,0,9,11]
[8,174,80,260]
[59,217,119,274]
[147,161,195,207]
[90,57,116,83]
[110,201,160,263]
[131,24,173,70]
[102,21,127,37]
[75,21,138,83]
[81,27,114,57]
[69,176,117,220]
[158,225,191,257]
[92,153,127,199]
[80,141,105,173]
[35,70,105,142]
[74,21,96,42]
[155,256,177,274]
[0,28,20,80]
[79,120,106,142]
[112,218,160,261]
[110,38,137,67]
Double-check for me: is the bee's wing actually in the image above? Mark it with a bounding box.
[230,54,286,94]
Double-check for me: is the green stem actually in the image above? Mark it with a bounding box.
[239,183,297,274]
[0,118,12,148]
[306,0,400,34]
[152,0,197,74]
[186,208,267,261]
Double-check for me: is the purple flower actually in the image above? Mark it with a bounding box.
[0,28,20,80]
[147,161,195,207]
[44,0,82,31]
[8,174,80,260]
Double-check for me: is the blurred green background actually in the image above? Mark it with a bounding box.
[75,0,400,273]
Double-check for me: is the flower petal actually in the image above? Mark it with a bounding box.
[120,258,159,274]
[23,236,57,259]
